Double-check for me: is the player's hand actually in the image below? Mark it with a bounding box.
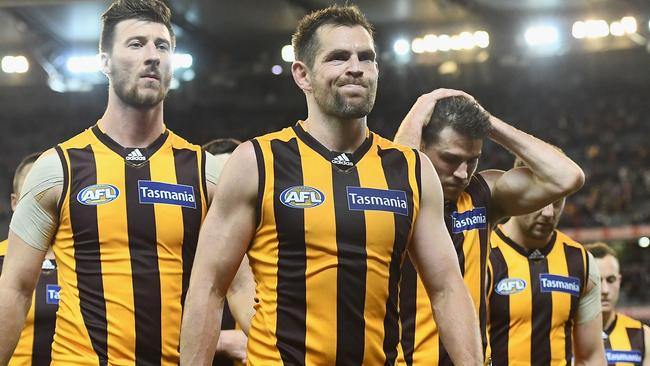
[217,330,248,364]
[413,88,475,127]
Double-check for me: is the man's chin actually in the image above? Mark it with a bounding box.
[443,186,463,201]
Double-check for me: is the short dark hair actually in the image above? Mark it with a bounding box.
[422,96,492,148]
[291,5,374,68]
[202,138,242,155]
[100,0,175,54]
[585,242,618,259]
[13,151,41,193]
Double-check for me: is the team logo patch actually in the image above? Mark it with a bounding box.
[77,184,120,205]
[138,180,196,209]
[539,274,581,297]
[46,284,60,305]
[280,186,325,209]
[605,350,642,364]
[347,187,408,216]
[451,207,487,233]
[495,278,527,295]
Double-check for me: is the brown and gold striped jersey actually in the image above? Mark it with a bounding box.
[603,313,646,365]
[247,122,421,365]
[0,240,58,366]
[50,125,207,365]
[487,227,589,366]
[398,174,491,366]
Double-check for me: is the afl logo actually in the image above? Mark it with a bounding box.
[495,278,527,295]
[280,186,325,209]
[77,184,120,205]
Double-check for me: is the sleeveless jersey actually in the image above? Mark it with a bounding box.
[398,174,491,365]
[50,125,207,365]
[603,313,646,365]
[487,227,589,366]
[247,123,421,365]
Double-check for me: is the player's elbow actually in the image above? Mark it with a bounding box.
[555,164,585,197]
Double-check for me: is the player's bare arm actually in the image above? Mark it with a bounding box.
[394,88,473,149]
[480,114,585,220]
[180,141,258,365]
[0,150,61,364]
[573,269,606,366]
[408,152,482,365]
[226,254,255,334]
[205,151,256,334]
[216,330,248,364]
[573,313,606,366]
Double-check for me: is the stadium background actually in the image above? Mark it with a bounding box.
[0,0,648,320]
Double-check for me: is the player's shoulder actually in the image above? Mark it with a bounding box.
[253,125,296,144]
[554,229,584,249]
[166,129,202,151]
[57,127,95,150]
[616,312,644,328]
[373,132,418,156]
[489,225,507,249]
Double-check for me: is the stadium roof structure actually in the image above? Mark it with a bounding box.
[0,0,648,88]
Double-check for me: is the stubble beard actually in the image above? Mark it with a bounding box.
[315,82,377,119]
[112,67,171,109]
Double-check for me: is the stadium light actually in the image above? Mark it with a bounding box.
[458,32,475,50]
[281,45,294,62]
[473,31,490,49]
[423,34,438,52]
[610,22,625,37]
[1,55,29,74]
[393,39,411,56]
[437,34,452,52]
[410,30,490,54]
[573,20,609,39]
[438,61,458,75]
[271,64,283,75]
[66,55,101,73]
[620,16,637,34]
[525,25,559,46]
[172,53,193,69]
[411,38,425,54]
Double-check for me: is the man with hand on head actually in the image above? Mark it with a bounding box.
[394,89,585,365]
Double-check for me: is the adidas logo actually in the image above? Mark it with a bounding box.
[125,149,146,161]
[331,153,353,167]
[528,249,545,260]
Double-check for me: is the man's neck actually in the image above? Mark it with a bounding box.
[501,220,552,251]
[602,310,616,330]
[100,94,165,148]
[303,108,368,153]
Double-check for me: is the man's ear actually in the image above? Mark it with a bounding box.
[292,61,312,93]
[10,192,18,212]
[100,52,111,76]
